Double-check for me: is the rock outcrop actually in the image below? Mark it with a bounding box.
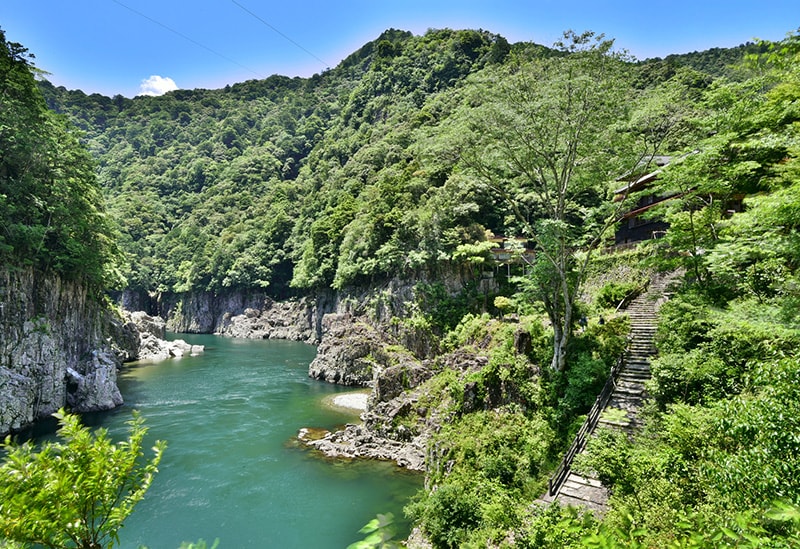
[0,268,123,435]
[216,296,325,343]
[302,422,428,471]
[122,311,204,361]
[308,314,387,386]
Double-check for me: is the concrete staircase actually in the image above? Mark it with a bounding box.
[541,271,679,513]
[598,297,659,434]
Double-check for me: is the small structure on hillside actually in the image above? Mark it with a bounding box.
[612,153,745,247]
[488,235,535,276]
[612,155,675,246]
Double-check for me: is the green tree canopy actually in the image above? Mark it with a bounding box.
[0,28,120,289]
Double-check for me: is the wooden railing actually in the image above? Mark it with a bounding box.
[547,350,626,496]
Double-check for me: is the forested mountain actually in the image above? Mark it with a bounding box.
[36,27,754,299]
[37,28,514,296]
[6,24,800,547]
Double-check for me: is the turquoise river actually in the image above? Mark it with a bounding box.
[45,333,422,548]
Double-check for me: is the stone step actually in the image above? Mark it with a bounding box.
[621,372,650,381]
[558,474,609,509]
[609,394,646,409]
[610,391,646,403]
[563,474,604,489]
[628,345,656,353]
[627,348,655,355]
[625,351,653,358]
[554,493,609,514]
[619,370,650,379]
[597,417,641,433]
[611,397,646,408]
[615,381,647,393]
[618,371,648,380]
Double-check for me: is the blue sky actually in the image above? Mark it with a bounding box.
[1,1,798,97]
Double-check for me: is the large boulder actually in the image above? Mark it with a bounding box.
[115,310,204,362]
[308,314,387,386]
[66,349,124,412]
[127,311,166,339]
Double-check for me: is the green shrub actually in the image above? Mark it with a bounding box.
[406,476,483,549]
[650,308,800,408]
[413,281,483,334]
[555,354,607,424]
[517,504,596,549]
[595,280,645,310]
[0,410,164,549]
[654,291,715,354]
[441,312,492,351]
[649,350,731,407]
[547,316,629,431]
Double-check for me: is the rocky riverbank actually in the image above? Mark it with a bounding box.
[116,270,494,472]
[0,267,123,434]
[118,311,205,361]
[301,422,428,471]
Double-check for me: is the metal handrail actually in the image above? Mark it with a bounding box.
[547,350,625,496]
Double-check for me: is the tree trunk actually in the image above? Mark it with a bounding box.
[551,319,570,372]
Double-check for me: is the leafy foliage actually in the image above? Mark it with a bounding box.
[347,513,401,549]
[570,36,800,543]
[0,409,165,549]
[0,29,120,289]
[461,31,640,371]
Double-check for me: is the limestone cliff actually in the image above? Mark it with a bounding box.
[0,268,123,435]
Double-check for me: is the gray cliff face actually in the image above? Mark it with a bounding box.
[140,289,337,343]
[216,295,332,343]
[145,270,477,388]
[121,287,329,349]
[0,268,123,435]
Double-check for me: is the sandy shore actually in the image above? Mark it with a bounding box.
[330,392,369,411]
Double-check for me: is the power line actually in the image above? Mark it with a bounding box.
[111,0,265,80]
[231,0,330,69]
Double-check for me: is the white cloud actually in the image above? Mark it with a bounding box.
[137,75,178,96]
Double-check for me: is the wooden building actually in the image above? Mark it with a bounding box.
[612,156,675,246]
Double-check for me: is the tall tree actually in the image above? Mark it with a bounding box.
[0,28,120,289]
[464,31,639,371]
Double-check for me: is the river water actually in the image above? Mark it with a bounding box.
[68,334,421,548]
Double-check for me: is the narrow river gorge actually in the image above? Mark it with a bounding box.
[34,333,422,548]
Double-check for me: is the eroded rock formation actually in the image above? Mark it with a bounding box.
[0,268,122,434]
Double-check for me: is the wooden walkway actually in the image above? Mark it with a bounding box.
[541,272,678,513]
